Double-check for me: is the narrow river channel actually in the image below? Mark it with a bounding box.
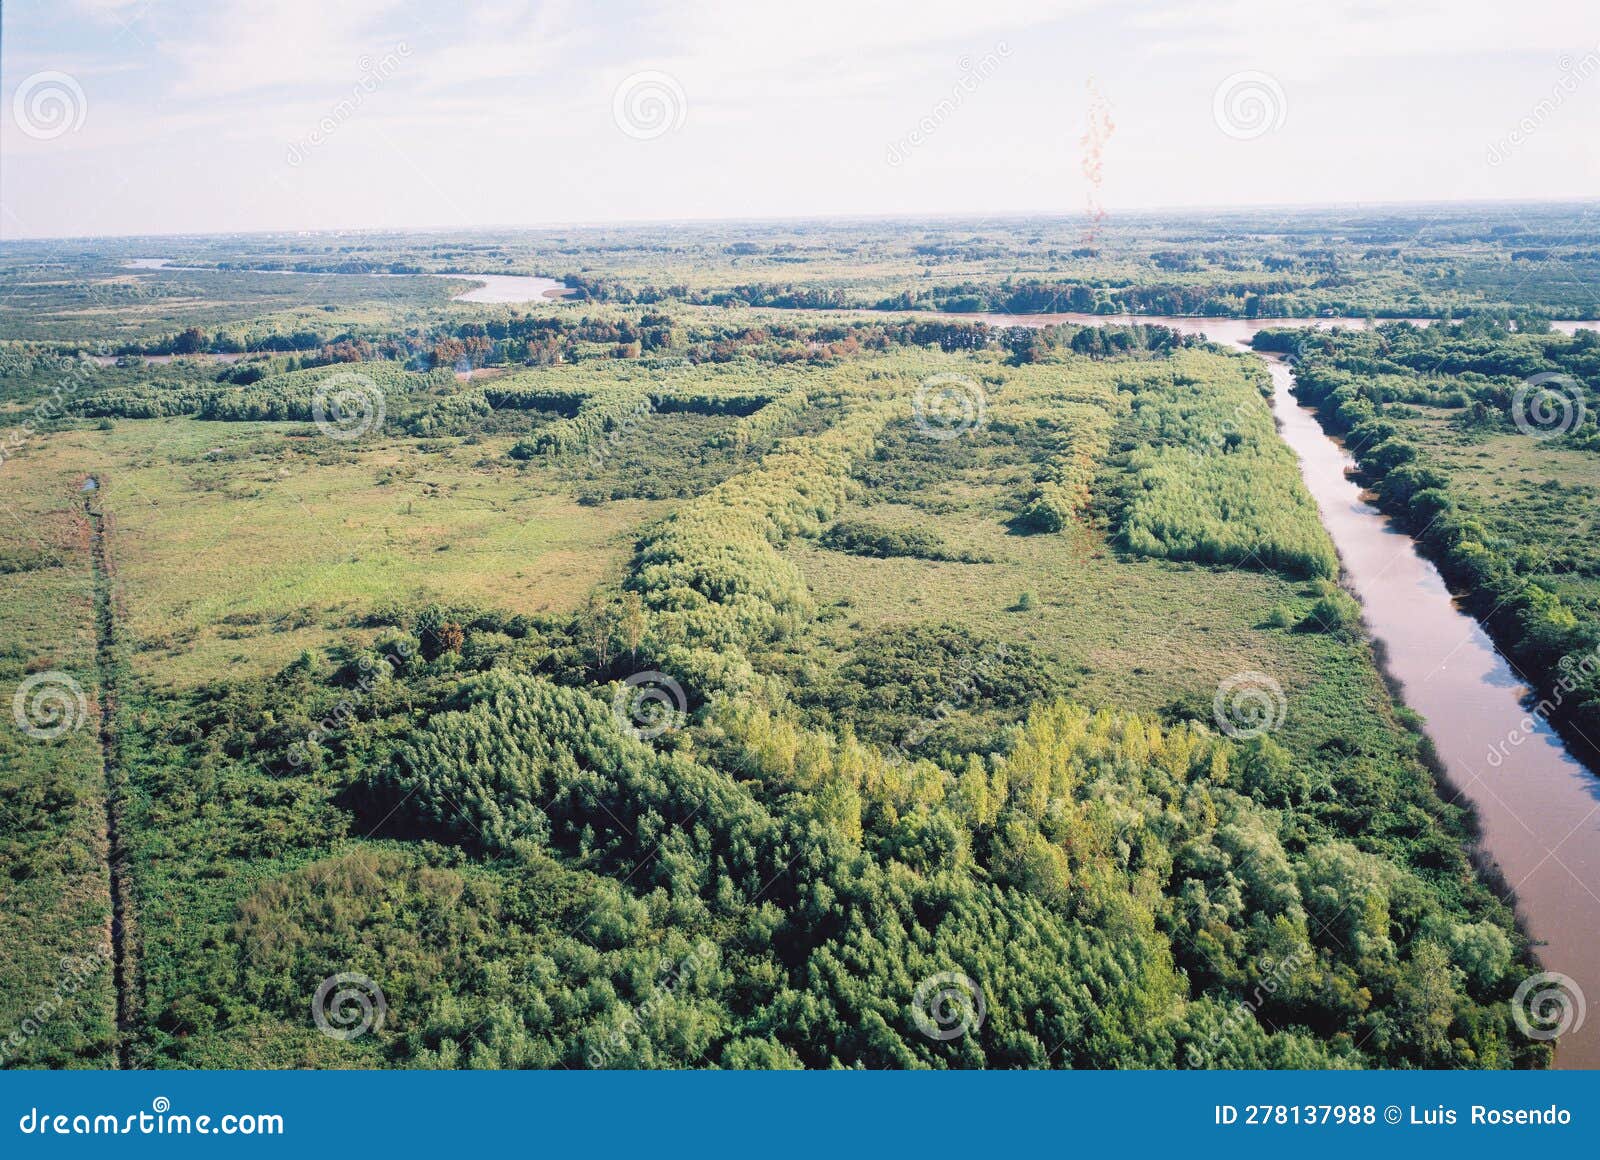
[1259,352,1600,1070]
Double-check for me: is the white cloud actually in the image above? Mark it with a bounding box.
[160,0,410,98]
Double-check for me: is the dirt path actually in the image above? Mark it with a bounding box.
[85,479,134,1069]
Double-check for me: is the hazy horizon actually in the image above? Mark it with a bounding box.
[3,0,1599,240]
[4,196,1600,245]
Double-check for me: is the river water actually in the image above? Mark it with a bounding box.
[1046,309,1600,1066]
[123,260,567,304]
[1258,353,1600,1070]
[946,307,1600,1067]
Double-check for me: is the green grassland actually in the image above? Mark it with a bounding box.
[7,419,670,689]
[0,466,118,1066]
[2,223,1587,1073]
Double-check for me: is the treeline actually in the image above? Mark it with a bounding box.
[1108,352,1339,579]
[820,519,991,564]
[883,277,1308,318]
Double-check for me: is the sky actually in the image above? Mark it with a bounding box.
[1,0,1598,238]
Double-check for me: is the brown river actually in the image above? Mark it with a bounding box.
[1004,312,1600,1068]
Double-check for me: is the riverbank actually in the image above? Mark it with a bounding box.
[1261,354,1599,1069]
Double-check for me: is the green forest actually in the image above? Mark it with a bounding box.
[2,211,1594,1072]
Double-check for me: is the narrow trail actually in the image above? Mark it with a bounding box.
[85,478,134,1070]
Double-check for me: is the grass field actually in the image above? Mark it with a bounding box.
[5,420,671,688]
[1407,410,1600,615]
[0,467,119,1067]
